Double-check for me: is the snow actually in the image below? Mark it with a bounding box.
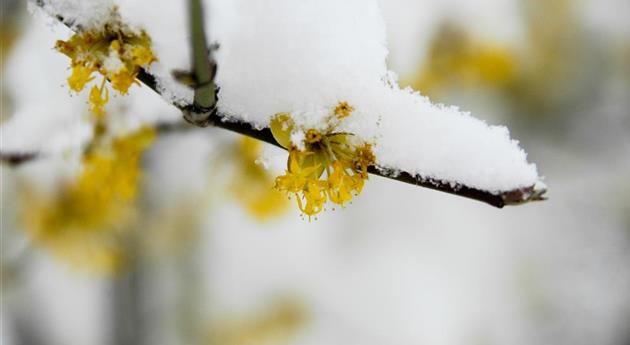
[24,0,541,193]
[102,54,123,73]
[2,14,91,156]
[116,0,195,106]
[30,0,115,30]
[354,86,538,192]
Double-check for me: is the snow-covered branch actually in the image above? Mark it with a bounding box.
[5,0,547,210]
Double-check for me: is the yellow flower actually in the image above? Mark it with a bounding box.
[275,150,324,193]
[110,67,138,94]
[88,82,109,117]
[55,8,156,116]
[296,180,328,216]
[269,112,294,148]
[68,65,95,92]
[230,137,289,220]
[353,143,375,179]
[334,101,355,119]
[404,24,516,96]
[271,102,375,218]
[131,45,156,66]
[326,161,356,205]
[19,127,156,273]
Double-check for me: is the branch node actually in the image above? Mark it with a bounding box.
[182,107,217,128]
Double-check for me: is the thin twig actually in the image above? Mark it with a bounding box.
[7,2,547,208]
[0,152,39,166]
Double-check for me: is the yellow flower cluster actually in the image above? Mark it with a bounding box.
[20,127,156,273]
[55,11,156,117]
[271,102,375,218]
[406,24,516,96]
[230,137,289,220]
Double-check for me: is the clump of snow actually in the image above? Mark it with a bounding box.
[290,131,306,151]
[26,0,541,193]
[364,86,538,192]
[210,0,388,127]
[149,64,193,108]
[29,0,116,30]
[102,54,124,72]
[208,0,539,192]
[116,0,195,105]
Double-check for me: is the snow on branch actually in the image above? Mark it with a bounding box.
[10,0,547,209]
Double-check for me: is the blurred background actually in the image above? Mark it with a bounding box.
[1,0,629,344]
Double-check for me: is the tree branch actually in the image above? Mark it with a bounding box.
[0,152,39,166]
[7,1,547,208]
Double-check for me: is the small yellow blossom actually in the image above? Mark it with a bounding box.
[19,127,156,273]
[334,101,355,119]
[275,150,324,193]
[405,24,516,96]
[269,113,294,148]
[296,180,327,216]
[55,8,156,116]
[353,143,376,180]
[271,102,375,218]
[88,82,109,117]
[110,67,138,94]
[326,161,357,205]
[131,45,156,66]
[68,65,95,92]
[230,137,289,220]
